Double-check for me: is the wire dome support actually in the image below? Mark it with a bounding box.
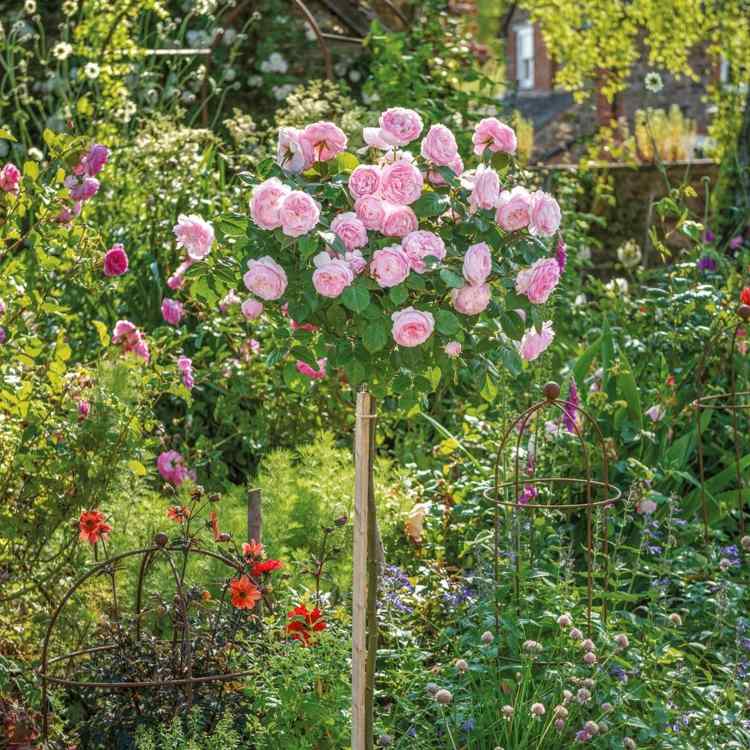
[490,382,622,637]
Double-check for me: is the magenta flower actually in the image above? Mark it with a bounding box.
[296,358,327,380]
[0,327,6,345]
[67,176,100,202]
[112,320,149,363]
[556,238,567,272]
[78,400,91,420]
[161,298,184,326]
[729,235,744,250]
[157,450,194,486]
[77,144,110,177]
[0,163,21,194]
[103,244,129,277]
[563,381,579,433]
[177,356,194,390]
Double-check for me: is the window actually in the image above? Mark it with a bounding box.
[516,23,534,90]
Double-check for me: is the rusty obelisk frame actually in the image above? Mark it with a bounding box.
[352,386,377,750]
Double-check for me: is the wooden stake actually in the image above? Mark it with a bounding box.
[247,488,262,545]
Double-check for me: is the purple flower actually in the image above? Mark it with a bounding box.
[563,380,579,433]
[0,327,5,345]
[518,483,538,505]
[703,228,715,243]
[556,238,567,272]
[729,235,744,250]
[696,255,717,272]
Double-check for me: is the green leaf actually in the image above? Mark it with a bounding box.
[435,309,461,335]
[499,345,522,376]
[341,285,370,313]
[412,192,450,217]
[389,284,409,306]
[363,321,388,353]
[23,161,39,181]
[573,337,601,389]
[344,358,366,386]
[335,151,359,173]
[127,460,148,477]
[617,349,643,430]
[439,269,464,289]
[92,320,110,348]
[0,129,16,142]
[500,310,525,340]
[480,374,498,402]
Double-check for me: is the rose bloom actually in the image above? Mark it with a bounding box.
[382,203,418,238]
[79,143,110,177]
[355,195,386,231]
[250,177,290,231]
[112,320,149,362]
[444,341,462,358]
[296,358,327,380]
[529,191,562,237]
[427,155,463,187]
[379,107,424,146]
[241,298,264,320]
[331,212,368,250]
[469,166,500,211]
[287,603,327,645]
[463,242,492,285]
[68,176,100,202]
[371,245,410,288]
[0,163,21,193]
[420,124,458,166]
[177,355,194,389]
[300,121,347,162]
[161,298,184,326]
[381,159,424,205]
[472,117,517,155]
[157,450,194,486]
[517,321,555,361]
[363,126,392,150]
[279,190,320,237]
[230,575,262,610]
[452,283,491,315]
[401,230,446,273]
[345,250,367,274]
[78,510,112,545]
[515,257,561,304]
[243,256,288,300]
[496,186,532,231]
[103,244,129,276]
[277,126,312,173]
[391,307,435,347]
[348,164,382,200]
[173,213,214,260]
[312,253,355,298]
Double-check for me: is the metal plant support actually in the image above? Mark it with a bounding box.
[491,382,622,635]
[695,304,750,542]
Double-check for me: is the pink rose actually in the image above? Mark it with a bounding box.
[0,163,21,194]
[515,257,561,304]
[157,450,193,486]
[241,298,264,320]
[312,253,355,298]
[243,256,288,300]
[472,117,517,155]
[296,358,327,380]
[391,307,435,347]
[279,190,320,237]
[379,108,424,146]
[300,121,347,162]
[444,341,462,358]
[402,230,446,273]
[529,191,562,237]
[112,320,149,363]
[496,186,532,232]
[382,203,418,238]
[167,259,193,290]
[355,195,386,231]
[348,164,382,200]
[67,176,100,202]
[345,250,367,274]
[469,166,500,211]
[56,201,82,225]
[161,298,184,326]
[79,144,110,177]
[177,356,194,390]
[420,124,458,166]
[103,244,129,276]
[451,283,491,315]
[463,242,492,285]
[363,127,392,150]
[277,126,313,173]
[331,212,368,251]
[428,155,463,187]
[517,321,555,361]
[381,159,423,205]
[250,177,290,231]
[173,214,214,260]
[370,245,410,288]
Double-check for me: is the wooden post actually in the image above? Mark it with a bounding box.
[353,387,377,750]
[247,488,262,545]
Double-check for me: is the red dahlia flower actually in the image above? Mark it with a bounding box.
[78,510,112,545]
[230,575,262,610]
[251,559,282,576]
[741,287,750,305]
[242,539,264,560]
[287,603,327,646]
[166,505,190,523]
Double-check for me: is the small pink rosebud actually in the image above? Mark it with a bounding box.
[161,298,184,326]
[77,400,90,420]
[103,244,129,277]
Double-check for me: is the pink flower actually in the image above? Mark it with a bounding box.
[401,230,446,273]
[167,259,193,290]
[463,242,492,285]
[250,177,291,231]
[729,235,744,250]
[382,203,418,238]
[420,124,458,166]
[219,289,241,313]
[56,201,82,224]
[296,358,327,380]
[529,191,562,237]
[391,307,434,347]
[241,298,264,320]
[177,355,194,390]
[277,126,313,173]
[348,165,382,200]
[637,498,657,514]
[161,298,184,326]
[0,327,6,345]
[496,186,532,231]
[645,404,665,422]
[103,244,129,276]
[444,341,462,358]
[355,195,386,231]
[0,163,21,194]
[379,108,424,146]
[0,299,5,316]
[157,450,193,486]
[515,257,561,304]
[79,144,109,177]
[173,214,214,260]
[427,155,463,187]
[363,127,392,150]
[469,166,500,211]
[517,321,555,361]
[67,176,100,202]
[345,250,367,274]
[246,338,261,355]
[112,320,149,363]
[78,399,90,419]
[279,190,320,237]
[452,283,491,315]
[300,121,347,162]
[381,159,423,205]
[472,117,517,155]
[331,212,368,251]
[371,245,410,288]
[312,253,355,298]
[243,256,288,300]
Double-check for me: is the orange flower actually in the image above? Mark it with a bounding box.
[242,539,264,559]
[209,510,220,540]
[230,575,261,610]
[251,559,282,576]
[166,505,190,523]
[78,510,112,545]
